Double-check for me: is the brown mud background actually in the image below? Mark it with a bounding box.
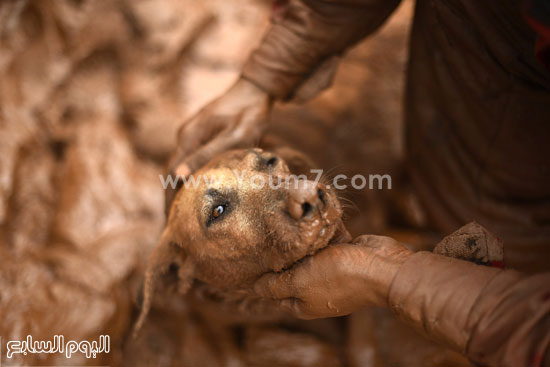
[0,0,466,366]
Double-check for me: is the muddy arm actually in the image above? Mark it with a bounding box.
[255,224,550,365]
[242,0,402,100]
[389,252,550,366]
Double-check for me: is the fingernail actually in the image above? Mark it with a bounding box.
[176,163,191,178]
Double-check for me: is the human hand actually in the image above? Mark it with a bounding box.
[166,78,272,211]
[253,235,412,319]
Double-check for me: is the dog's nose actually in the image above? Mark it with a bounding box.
[288,180,326,220]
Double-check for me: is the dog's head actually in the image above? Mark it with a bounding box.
[135,148,348,332]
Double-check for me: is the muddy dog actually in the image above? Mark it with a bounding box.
[132,147,353,365]
[137,147,350,318]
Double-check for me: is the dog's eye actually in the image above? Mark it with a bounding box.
[207,203,229,226]
[212,204,225,218]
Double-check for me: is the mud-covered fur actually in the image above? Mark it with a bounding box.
[135,148,349,333]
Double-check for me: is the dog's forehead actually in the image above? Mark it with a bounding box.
[200,167,240,191]
[198,166,269,195]
[205,149,254,166]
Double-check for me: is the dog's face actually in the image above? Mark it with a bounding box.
[167,147,345,287]
[136,148,348,332]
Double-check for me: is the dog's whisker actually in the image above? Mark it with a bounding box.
[323,164,345,178]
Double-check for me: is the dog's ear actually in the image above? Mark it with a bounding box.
[133,226,194,337]
[273,147,317,177]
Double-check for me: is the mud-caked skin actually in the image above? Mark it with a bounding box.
[136,148,349,332]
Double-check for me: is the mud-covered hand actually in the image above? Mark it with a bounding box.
[166,78,272,210]
[253,235,412,319]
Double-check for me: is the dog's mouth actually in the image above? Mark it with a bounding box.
[281,217,350,272]
[268,190,350,274]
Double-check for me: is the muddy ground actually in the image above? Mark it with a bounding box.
[0,0,466,366]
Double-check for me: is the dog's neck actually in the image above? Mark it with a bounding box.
[186,218,351,326]
[187,280,290,325]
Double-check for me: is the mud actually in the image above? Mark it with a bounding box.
[0,0,466,366]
